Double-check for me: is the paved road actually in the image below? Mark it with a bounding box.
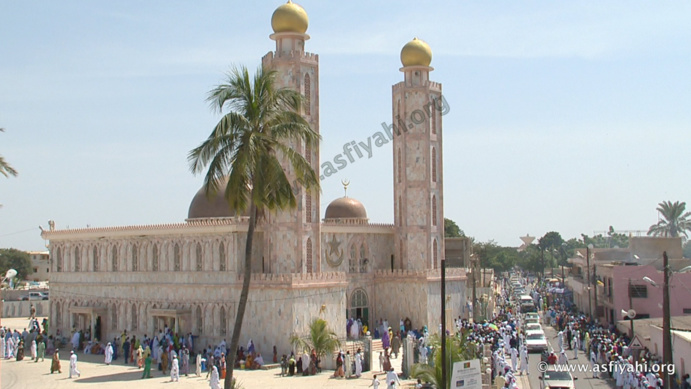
[526,319,616,389]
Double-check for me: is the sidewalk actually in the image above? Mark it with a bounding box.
[0,316,418,389]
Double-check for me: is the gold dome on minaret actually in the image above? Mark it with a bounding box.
[400,38,432,67]
[271,1,309,34]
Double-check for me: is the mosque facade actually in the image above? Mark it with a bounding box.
[41,1,467,355]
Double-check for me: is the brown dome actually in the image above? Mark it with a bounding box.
[324,197,368,220]
[188,178,249,219]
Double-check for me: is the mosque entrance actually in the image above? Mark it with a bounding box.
[348,289,369,328]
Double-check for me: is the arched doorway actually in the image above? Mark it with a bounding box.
[348,288,369,328]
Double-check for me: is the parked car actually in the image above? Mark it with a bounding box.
[539,367,577,389]
[524,322,543,333]
[20,292,49,301]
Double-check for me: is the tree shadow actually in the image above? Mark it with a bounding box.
[73,370,147,383]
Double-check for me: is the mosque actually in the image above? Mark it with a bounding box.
[41,1,468,354]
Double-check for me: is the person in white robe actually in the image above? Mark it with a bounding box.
[590,350,598,378]
[30,339,37,360]
[510,346,518,371]
[105,343,114,365]
[69,350,81,378]
[345,352,352,378]
[572,332,580,359]
[386,367,401,388]
[558,350,569,365]
[170,354,179,382]
[196,353,202,376]
[355,351,363,377]
[0,337,5,359]
[209,366,221,389]
[71,331,80,351]
[519,345,529,375]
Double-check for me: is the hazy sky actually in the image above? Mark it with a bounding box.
[1,1,690,252]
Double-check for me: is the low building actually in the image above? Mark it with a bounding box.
[27,251,50,282]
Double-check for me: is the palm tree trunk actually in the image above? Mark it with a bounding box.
[224,201,257,389]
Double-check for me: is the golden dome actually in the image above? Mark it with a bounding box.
[188,177,250,219]
[271,1,309,34]
[400,37,432,67]
[324,197,368,220]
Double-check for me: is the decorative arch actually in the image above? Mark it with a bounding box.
[74,246,80,272]
[397,148,402,183]
[196,306,203,335]
[220,306,227,336]
[432,195,437,226]
[306,238,313,273]
[196,242,202,271]
[131,303,138,330]
[432,147,437,183]
[92,246,99,272]
[111,303,118,330]
[174,243,181,271]
[55,301,62,326]
[219,241,226,271]
[348,288,369,329]
[349,244,357,273]
[132,244,138,272]
[111,245,118,272]
[304,73,311,116]
[433,239,438,269]
[56,246,63,272]
[152,244,159,271]
[305,191,312,223]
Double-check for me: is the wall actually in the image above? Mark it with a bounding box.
[2,300,50,318]
[649,325,691,379]
[612,265,691,320]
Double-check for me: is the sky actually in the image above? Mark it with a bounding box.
[1,1,690,252]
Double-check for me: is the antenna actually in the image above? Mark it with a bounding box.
[341,179,350,197]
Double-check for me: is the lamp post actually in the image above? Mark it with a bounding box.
[628,279,635,339]
[441,258,447,389]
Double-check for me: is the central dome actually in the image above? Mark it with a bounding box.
[400,38,432,67]
[188,178,250,219]
[324,197,368,220]
[271,1,309,34]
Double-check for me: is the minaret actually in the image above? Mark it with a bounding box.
[261,1,321,274]
[392,38,444,271]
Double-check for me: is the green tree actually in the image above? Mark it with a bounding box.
[0,129,18,179]
[188,65,320,388]
[411,332,476,389]
[290,318,341,363]
[684,241,691,259]
[0,248,32,284]
[444,218,464,238]
[647,201,691,239]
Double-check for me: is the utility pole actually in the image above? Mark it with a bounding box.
[441,258,447,389]
[628,279,634,339]
[471,256,477,322]
[593,263,598,323]
[586,245,592,318]
[662,251,672,389]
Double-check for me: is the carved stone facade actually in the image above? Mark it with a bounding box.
[41,2,466,358]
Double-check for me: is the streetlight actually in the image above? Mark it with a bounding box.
[585,244,593,318]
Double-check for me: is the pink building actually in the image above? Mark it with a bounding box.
[597,263,691,325]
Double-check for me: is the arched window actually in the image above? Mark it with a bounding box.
[397,148,402,183]
[220,306,227,336]
[305,238,313,274]
[359,244,367,273]
[131,244,138,272]
[305,192,312,223]
[196,306,203,335]
[174,243,181,271]
[433,239,438,269]
[92,246,99,272]
[349,245,357,273]
[112,245,118,272]
[432,147,437,183]
[219,242,226,271]
[152,244,159,271]
[55,302,62,326]
[56,247,62,272]
[398,197,403,226]
[196,243,203,271]
[74,247,80,272]
[432,103,437,135]
[348,288,369,331]
[432,195,437,226]
[304,73,311,116]
[131,303,138,330]
[111,304,118,330]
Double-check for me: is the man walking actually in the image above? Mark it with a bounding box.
[69,350,81,378]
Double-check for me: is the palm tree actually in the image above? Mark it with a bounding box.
[648,201,691,239]
[411,332,476,389]
[0,129,18,178]
[290,318,341,364]
[188,65,320,388]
